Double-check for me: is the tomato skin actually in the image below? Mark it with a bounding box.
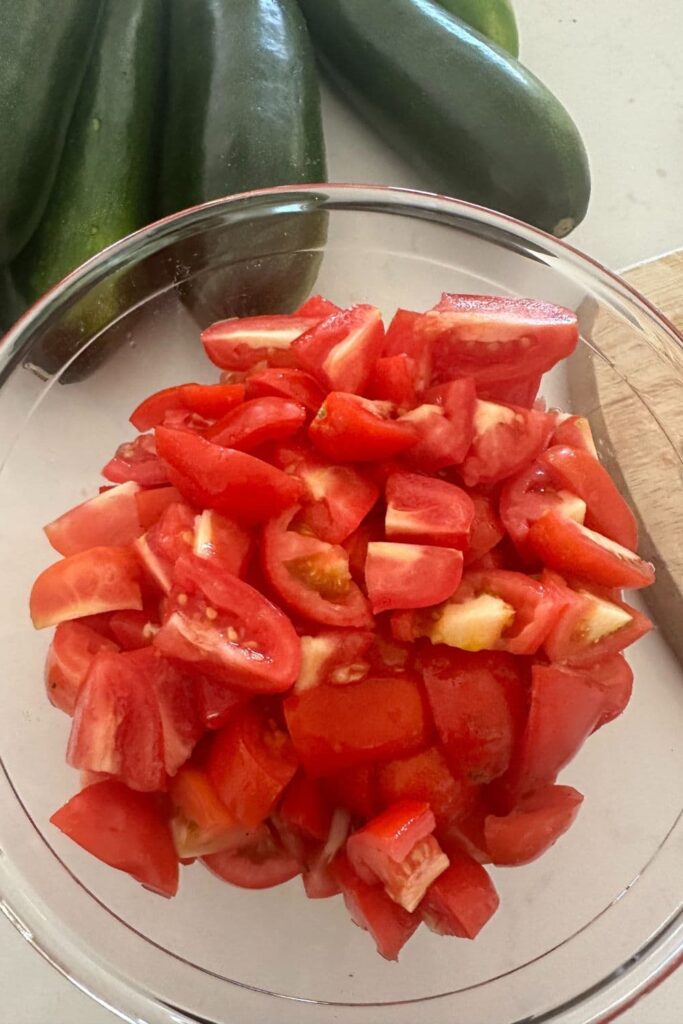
[420,647,528,784]
[385,472,475,550]
[155,426,305,524]
[364,542,463,613]
[485,784,583,866]
[463,492,505,564]
[421,378,477,462]
[203,822,301,888]
[294,294,342,318]
[551,414,597,456]
[382,309,432,391]
[420,849,499,939]
[539,445,638,550]
[102,433,170,487]
[366,354,417,409]
[206,705,298,827]
[44,482,143,556]
[130,382,245,432]
[399,404,468,472]
[201,314,318,371]
[324,764,378,820]
[376,747,476,826]
[245,367,326,413]
[134,486,183,529]
[206,396,306,451]
[262,507,373,628]
[333,852,421,960]
[461,401,555,488]
[51,780,179,897]
[154,552,301,693]
[195,675,250,730]
[30,547,142,629]
[528,511,655,590]
[284,674,430,777]
[280,773,333,841]
[292,304,386,394]
[309,393,418,463]
[479,372,541,408]
[169,766,241,859]
[45,621,119,715]
[584,654,634,731]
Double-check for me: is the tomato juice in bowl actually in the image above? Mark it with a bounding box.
[0,185,681,1024]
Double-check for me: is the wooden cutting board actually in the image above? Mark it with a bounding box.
[570,249,683,662]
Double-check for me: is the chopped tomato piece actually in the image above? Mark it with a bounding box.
[364,541,463,613]
[480,372,542,408]
[134,501,196,593]
[463,491,505,564]
[584,653,635,731]
[155,425,305,524]
[551,413,597,456]
[385,472,475,550]
[324,764,378,820]
[30,547,142,629]
[206,396,306,451]
[366,353,417,409]
[292,304,385,394]
[333,852,421,960]
[528,511,655,590]
[206,705,298,827]
[301,807,351,898]
[169,766,239,858]
[203,822,301,888]
[195,675,249,730]
[382,308,432,390]
[376,747,476,826]
[420,849,499,938]
[130,382,245,431]
[245,367,326,413]
[201,314,318,370]
[108,609,156,650]
[295,629,373,693]
[51,780,179,897]
[420,647,528,783]
[44,482,143,556]
[421,377,477,461]
[134,485,182,529]
[284,674,430,776]
[154,552,301,693]
[280,773,333,842]
[193,508,252,577]
[309,393,417,462]
[500,461,586,559]
[539,445,638,550]
[485,784,584,866]
[44,621,119,715]
[262,507,372,627]
[461,400,554,487]
[102,433,170,487]
[399,404,468,471]
[294,294,342,318]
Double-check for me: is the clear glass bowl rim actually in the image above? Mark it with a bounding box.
[0,182,680,1024]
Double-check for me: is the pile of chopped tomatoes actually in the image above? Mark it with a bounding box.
[30,292,655,961]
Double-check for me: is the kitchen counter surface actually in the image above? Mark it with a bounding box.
[2,0,681,1020]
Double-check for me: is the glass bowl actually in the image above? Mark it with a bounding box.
[0,184,681,1024]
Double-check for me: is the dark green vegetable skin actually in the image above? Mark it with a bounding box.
[160,0,326,212]
[435,0,519,56]
[299,0,590,237]
[12,0,164,379]
[0,0,103,263]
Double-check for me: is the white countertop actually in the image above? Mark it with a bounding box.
[2,1,681,1020]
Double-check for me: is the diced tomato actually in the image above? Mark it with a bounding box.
[343,517,381,585]
[366,354,417,409]
[134,486,183,529]
[421,378,477,461]
[295,629,374,693]
[301,807,351,898]
[30,547,142,629]
[135,501,196,594]
[309,393,417,462]
[364,542,463,613]
[154,552,301,693]
[479,372,541,408]
[44,482,143,556]
[193,508,252,577]
[140,649,202,776]
[551,413,597,456]
[108,610,156,650]
[527,511,655,590]
[102,433,170,487]
[294,294,342,318]
[437,798,492,865]
[583,654,635,731]
[419,849,499,938]
[44,621,119,715]
[292,304,385,394]
[376,747,475,826]
[51,780,178,897]
[463,492,505,564]
[201,314,318,371]
[421,294,578,387]
[273,444,379,544]
[382,309,432,391]
[195,675,249,730]
[130,382,245,432]
[497,664,604,808]
[203,822,301,888]
[484,784,584,865]
[284,674,430,776]
[324,764,378,820]
[541,574,652,667]
[155,426,305,524]
[245,367,326,413]
[169,766,240,858]
[206,705,297,827]
[420,647,528,784]
[500,461,586,559]
[206,396,306,451]
[280,773,333,841]
[461,400,554,488]
[539,445,638,550]
[385,472,475,550]
[333,852,421,960]
[262,507,372,628]
[399,404,468,471]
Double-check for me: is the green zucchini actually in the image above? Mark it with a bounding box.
[435,0,519,56]
[12,0,164,380]
[159,0,327,324]
[0,0,103,263]
[299,0,590,237]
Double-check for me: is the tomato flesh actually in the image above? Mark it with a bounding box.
[206,396,306,451]
[130,382,245,431]
[309,393,417,462]
[293,304,385,394]
[201,314,319,370]
[385,472,474,550]
[420,849,499,938]
[484,784,584,865]
[30,547,142,629]
[203,822,301,888]
[333,852,421,960]
[365,541,463,613]
[45,621,119,715]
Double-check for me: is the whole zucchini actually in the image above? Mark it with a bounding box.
[435,0,518,56]
[0,0,103,263]
[299,0,590,237]
[12,0,164,380]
